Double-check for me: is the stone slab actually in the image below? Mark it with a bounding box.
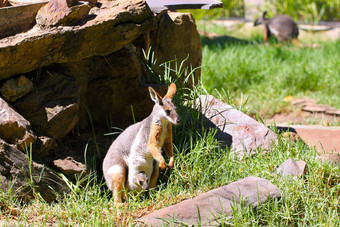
[277,125,340,154]
[137,176,282,226]
[146,0,223,13]
[195,95,278,155]
[0,1,48,39]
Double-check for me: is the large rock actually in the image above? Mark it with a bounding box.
[0,0,155,79]
[14,71,79,139]
[138,176,282,226]
[150,12,202,87]
[0,139,69,202]
[195,95,278,155]
[0,97,36,151]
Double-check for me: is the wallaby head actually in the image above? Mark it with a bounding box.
[148,83,180,125]
[254,11,268,26]
[134,171,149,190]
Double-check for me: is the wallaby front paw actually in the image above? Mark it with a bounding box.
[159,162,167,171]
[168,157,174,170]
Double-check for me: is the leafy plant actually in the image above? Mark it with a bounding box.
[264,0,340,22]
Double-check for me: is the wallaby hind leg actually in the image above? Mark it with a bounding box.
[108,164,127,204]
[149,160,159,188]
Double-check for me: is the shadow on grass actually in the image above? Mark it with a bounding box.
[200,31,283,49]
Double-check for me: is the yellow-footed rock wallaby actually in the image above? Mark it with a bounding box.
[254,11,299,43]
[103,83,180,204]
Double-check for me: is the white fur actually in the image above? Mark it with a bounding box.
[269,25,280,36]
[127,126,154,191]
[106,165,125,190]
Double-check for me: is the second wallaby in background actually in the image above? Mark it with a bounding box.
[254,11,299,43]
[102,83,180,204]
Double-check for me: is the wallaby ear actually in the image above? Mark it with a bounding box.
[263,11,267,18]
[148,87,161,104]
[164,83,176,99]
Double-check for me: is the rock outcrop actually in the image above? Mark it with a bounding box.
[0,0,203,200]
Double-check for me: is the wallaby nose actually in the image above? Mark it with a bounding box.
[176,118,180,124]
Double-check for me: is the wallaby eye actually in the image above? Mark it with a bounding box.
[165,109,171,116]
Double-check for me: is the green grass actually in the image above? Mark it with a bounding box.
[1,81,339,226]
[198,22,340,119]
[1,23,340,226]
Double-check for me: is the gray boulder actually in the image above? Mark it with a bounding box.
[195,95,278,155]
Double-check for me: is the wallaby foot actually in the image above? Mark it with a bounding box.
[113,201,125,207]
[108,164,127,203]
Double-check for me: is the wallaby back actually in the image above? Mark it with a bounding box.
[102,83,180,203]
[254,11,299,42]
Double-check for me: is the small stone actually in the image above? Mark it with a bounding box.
[34,136,58,157]
[317,154,340,166]
[0,75,33,102]
[36,0,90,27]
[0,97,36,151]
[53,156,87,179]
[277,159,306,177]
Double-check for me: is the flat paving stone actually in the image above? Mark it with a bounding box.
[137,176,282,226]
[278,125,340,154]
